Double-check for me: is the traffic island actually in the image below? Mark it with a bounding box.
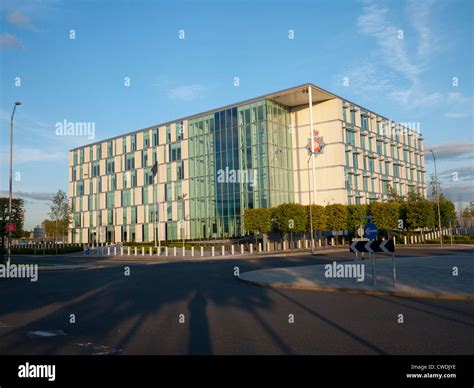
[238,255,474,301]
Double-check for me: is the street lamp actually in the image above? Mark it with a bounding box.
[6,102,21,265]
[429,149,443,247]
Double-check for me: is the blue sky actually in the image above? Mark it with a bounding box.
[0,0,473,229]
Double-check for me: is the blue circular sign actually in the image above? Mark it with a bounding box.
[364,223,378,240]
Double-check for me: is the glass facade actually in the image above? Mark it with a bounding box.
[188,99,293,239]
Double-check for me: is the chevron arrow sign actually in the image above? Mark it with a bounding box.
[349,239,395,253]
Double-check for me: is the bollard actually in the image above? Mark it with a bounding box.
[258,243,262,252]
[114,246,117,256]
[191,247,194,257]
[283,241,286,251]
[134,247,137,256]
[250,244,253,254]
[240,244,244,255]
[174,247,177,257]
[142,247,145,256]
[305,240,308,249]
[165,247,169,256]
[212,246,215,257]
[150,247,152,256]
[403,236,407,245]
[318,239,321,248]
[267,242,270,252]
[127,246,131,255]
[231,245,235,255]
[331,237,335,246]
[222,246,225,256]
[201,246,204,257]
[298,240,301,249]
[182,247,185,257]
[107,247,111,255]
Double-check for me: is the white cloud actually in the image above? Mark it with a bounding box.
[168,84,205,101]
[7,10,37,31]
[354,1,447,109]
[0,32,23,48]
[0,146,65,164]
[425,142,474,160]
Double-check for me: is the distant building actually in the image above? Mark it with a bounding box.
[68,83,426,243]
[33,226,45,239]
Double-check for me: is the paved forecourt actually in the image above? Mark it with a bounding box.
[238,253,474,301]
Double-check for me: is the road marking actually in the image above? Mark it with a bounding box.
[76,342,122,355]
[27,330,66,338]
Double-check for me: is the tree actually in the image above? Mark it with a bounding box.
[462,202,474,217]
[325,204,347,243]
[307,205,327,235]
[48,190,70,242]
[369,202,400,236]
[402,199,435,231]
[346,204,368,236]
[0,197,25,263]
[243,208,272,244]
[437,197,456,228]
[41,219,56,238]
[273,203,307,246]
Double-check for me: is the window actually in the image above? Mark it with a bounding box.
[144,132,150,148]
[106,192,114,208]
[145,170,153,185]
[143,151,148,167]
[107,141,113,157]
[92,161,100,177]
[131,135,137,151]
[167,164,172,182]
[166,126,171,143]
[106,158,114,174]
[122,190,131,206]
[122,137,127,153]
[361,113,368,130]
[346,130,355,146]
[360,134,366,149]
[96,144,102,160]
[77,181,84,196]
[152,129,158,146]
[352,153,358,169]
[175,181,182,200]
[126,155,135,170]
[170,143,181,161]
[177,161,184,180]
[176,122,183,140]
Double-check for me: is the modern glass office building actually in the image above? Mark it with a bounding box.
[68,84,426,243]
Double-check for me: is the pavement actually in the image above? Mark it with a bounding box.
[238,253,474,301]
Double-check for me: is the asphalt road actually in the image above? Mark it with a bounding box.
[0,246,473,355]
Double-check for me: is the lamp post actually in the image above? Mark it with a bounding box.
[6,102,21,266]
[429,149,443,247]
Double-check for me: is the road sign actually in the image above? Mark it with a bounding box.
[6,223,16,233]
[364,223,378,239]
[357,225,364,237]
[350,239,395,253]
